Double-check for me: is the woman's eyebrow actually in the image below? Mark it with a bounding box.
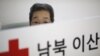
[33,16,38,19]
[43,17,48,19]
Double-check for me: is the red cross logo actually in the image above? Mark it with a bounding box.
[0,39,29,56]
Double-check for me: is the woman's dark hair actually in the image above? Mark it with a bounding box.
[29,3,54,25]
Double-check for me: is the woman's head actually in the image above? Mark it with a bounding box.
[29,3,54,25]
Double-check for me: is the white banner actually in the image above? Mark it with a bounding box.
[0,18,100,56]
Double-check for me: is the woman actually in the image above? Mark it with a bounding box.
[29,3,54,25]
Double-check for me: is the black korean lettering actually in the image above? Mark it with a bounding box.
[73,37,81,49]
[73,35,85,52]
[53,39,67,56]
[38,41,51,56]
[87,32,100,50]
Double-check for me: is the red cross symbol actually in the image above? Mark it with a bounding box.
[0,39,29,56]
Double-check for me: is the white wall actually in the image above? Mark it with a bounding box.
[0,0,100,26]
[0,22,1,30]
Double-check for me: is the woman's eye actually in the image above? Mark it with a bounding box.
[44,21,48,23]
[34,21,38,24]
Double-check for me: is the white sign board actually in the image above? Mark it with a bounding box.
[0,18,100,56]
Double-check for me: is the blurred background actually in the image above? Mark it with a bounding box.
[0,0,100,30]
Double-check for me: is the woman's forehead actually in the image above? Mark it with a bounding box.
[32,10,50,16]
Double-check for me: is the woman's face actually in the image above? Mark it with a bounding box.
[31,10,51,25]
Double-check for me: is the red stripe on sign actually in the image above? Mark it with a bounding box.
[0,39,29,56]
